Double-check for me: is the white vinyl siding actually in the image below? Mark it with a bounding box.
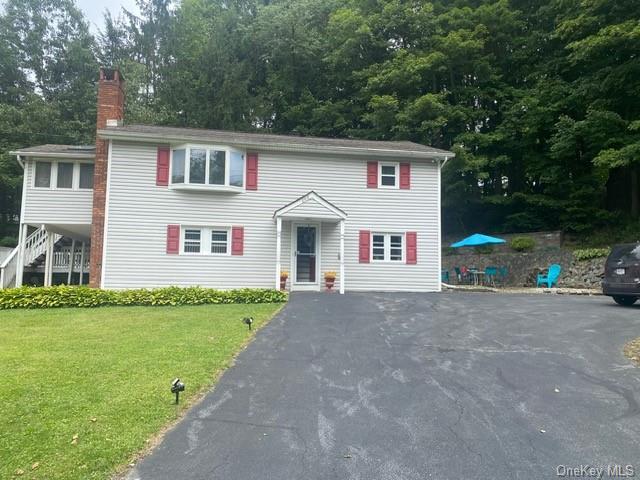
[22,158,93,225]
[103,141,440,291]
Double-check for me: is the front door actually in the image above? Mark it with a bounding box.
[293,224,319,288]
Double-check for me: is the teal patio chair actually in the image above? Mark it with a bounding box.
[537,264,562,288]
[441,270,450,283]
[497,266,509,286]
[484,266,498,286]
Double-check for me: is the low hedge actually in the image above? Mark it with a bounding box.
[573,247,610,261]
[0,286,288,310]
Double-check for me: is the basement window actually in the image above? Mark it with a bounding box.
[181,226,230,255]
[372,233,404,262]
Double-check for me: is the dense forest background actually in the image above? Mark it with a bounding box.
[0,0,639,246]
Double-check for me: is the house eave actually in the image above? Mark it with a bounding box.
[97,129,451,161]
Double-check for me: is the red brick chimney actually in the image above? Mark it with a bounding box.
[89,68,125,287]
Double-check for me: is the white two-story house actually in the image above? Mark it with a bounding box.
[1,68,452,293]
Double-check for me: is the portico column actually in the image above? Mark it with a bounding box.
[15,223,28,287]
[67,239,76,285]
[78,242,85,285]
[44,231,53,287]
[275,216,282,290]
[339,219,345,294]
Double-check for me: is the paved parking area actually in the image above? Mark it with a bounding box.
[128,292,640,479]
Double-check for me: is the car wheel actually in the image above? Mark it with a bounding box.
[613,296,637,306]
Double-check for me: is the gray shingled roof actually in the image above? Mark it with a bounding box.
[11,144,95,157]
[98,124,453,158]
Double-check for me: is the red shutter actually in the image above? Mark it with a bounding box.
[406,231,417,264]
[156,146,170,186]
[231,226,244,255]
[400,163,411,189]
[367,162,378,188]
[246,153,258,190]
[166,225,180,254]
[359,230,371,263]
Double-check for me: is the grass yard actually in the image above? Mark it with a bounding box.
[0,303,283,479]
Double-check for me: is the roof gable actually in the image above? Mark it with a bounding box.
[274,191,347,221]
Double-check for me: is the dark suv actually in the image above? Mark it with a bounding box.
[603,243,640,305]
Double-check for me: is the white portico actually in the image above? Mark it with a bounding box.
[273,191,347,294]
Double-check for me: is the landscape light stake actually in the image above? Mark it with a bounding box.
[171,378,185,404]
[243,317,254,330]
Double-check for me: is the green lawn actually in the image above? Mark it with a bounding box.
[0,303,283,479]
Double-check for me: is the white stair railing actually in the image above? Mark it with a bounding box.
[0,227,65,289]
[23,227,62,267]
[0,247,19,289]
[52,246,90,270]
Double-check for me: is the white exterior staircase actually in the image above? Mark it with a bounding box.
[0,227,64,288]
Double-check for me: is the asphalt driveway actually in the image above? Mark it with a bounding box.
[128,292,640,479]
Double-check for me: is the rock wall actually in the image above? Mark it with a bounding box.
[442,248,605,288]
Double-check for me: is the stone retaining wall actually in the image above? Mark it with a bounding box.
[442,249,605,288]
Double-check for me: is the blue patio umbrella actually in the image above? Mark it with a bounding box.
[450,233,506,248]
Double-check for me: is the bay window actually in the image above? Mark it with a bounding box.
[171,145,245,189]
[372,233,404,262]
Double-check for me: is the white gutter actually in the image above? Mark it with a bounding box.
[97,129,453,161]
[16,154,23,169]
[10,151,95,160]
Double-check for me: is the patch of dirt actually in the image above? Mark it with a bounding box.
[624,337,640,366]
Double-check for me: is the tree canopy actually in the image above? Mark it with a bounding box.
[1,0,639,245]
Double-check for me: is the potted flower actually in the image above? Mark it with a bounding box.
[280,271,289,291]
[324,271,337,291]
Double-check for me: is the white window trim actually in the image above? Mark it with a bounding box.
[378,162,399,189]
[180,225,232,256]
[170,144,246,191]
[371,232,404,262]
[31,159,94,191]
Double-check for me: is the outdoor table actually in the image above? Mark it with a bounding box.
[470,270,485,286]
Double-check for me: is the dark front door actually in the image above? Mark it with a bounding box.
[295,225,317,283]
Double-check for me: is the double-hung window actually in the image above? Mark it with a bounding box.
[182,226,230,255]
[372,233,404,262]
[379,162,398,188]
[171,145,245,188]
[33,160,94,189]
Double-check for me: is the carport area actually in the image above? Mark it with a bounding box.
[129,292,640,479]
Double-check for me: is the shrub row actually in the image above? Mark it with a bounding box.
[0,286,288,310]
[573,247,611,261]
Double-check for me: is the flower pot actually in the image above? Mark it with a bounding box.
[280,277,288,291]
[325,279,335,291]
